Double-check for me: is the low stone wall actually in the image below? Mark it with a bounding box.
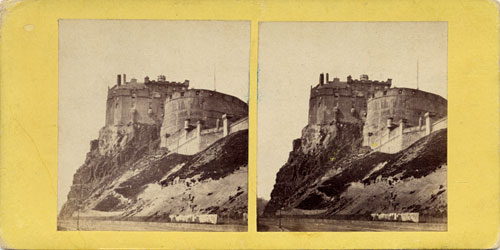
[365,115,447,154]
[229,117,248,135]
[162,116,248,155]
[432,117,447,131]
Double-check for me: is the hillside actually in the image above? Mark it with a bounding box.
[59,124,248,222]
[264,122,447,220]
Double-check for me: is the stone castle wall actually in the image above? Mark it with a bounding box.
[104,74,248,156]
[106,86,166,126]
[161,116,248,155]
[307,74,447,154]
[308,74,392,125]
[363,87,447,140]
[364,114,447,154]
[105,75,189,126]
[161,89,248,136]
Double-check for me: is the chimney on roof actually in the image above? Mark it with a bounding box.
[117,74,121,86]
[326,73,330,83]
[123,74,127,84]
[319,73,324,86]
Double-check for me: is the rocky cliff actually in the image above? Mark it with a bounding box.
[264,122,447,220]
[59,124,248,221]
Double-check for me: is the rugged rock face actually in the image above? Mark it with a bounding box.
[264,122,446,220]
[59,124,248,221]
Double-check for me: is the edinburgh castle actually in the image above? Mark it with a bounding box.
[105,74,248,155]
[309,73,447,153]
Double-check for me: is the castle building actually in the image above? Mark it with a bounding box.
[308,73,448,154]
[106,74,189,126]
[104,73,248,155]
[160,89,248,154]
[308,73,392,125]
[161,89,248,136]
[362,87,447,153]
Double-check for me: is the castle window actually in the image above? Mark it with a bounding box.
[383,90,387,95]
[181,92,184,97]
[196,90,200,95]
[398,89,403,94]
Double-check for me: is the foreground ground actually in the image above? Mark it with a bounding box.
[257,218,446,232]
[58,219,247,232]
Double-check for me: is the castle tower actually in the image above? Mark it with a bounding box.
[362,88,447,149]
[364,87,447,138]
[308,74,392,125]
[105,73,190,127]
[160,89,248,137]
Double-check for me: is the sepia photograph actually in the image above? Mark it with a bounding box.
[57,20,250,231]
[257,22,448,232]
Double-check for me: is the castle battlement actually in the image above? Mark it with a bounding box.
[312,74,392,90]
[364,87,447,136]
[161,89,248,136]
[367,87,448,105]
[167,89,248,107]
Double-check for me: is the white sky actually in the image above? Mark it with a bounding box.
[58,20,250,212]
[257,22,447,200]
